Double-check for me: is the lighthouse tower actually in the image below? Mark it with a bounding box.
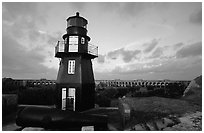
[55,12,98,112]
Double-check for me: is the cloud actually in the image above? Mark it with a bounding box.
[70,2,87,11]
[143,39,159,53]
[47,32,63,46]
[149,47,163,58]
[107,48,141,63]
[118,3,146,18]
[97,54,106,63]
[98,2,148,20]
[94,40,202,80]
[2,31,57,79]
[3,2,46,41]
[3,2,37,21]
[173,42,184,50]
[176,42,202,58]
[189,9,202,25]
[96,55,201,80]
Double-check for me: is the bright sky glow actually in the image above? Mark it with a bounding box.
[2,2,202,80]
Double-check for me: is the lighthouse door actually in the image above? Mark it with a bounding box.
[67,88,76,111]
[61,88,67,110]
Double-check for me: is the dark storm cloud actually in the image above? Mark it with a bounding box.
[107,48,141,63]
[143,39,159,53]
[2,33,57,79]
[176,42,202,58]
[189,9,202,25]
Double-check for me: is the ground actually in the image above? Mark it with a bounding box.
[120,96,202,131]
[2,96,202,131]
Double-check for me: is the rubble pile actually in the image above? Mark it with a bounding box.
[127,111,202,131]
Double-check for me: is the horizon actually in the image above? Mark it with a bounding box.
[2,2,202,81]
[2,76,194,81]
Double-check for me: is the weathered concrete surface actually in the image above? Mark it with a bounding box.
[163,111,202,131]
[126,111,202,131]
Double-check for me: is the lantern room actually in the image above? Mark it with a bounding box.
[55,12,97,59]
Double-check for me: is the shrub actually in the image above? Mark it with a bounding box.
[2,94,18,116]
[18,86,55,105]
[95,94,111,107]
[99,88,118,99]
[116,87,129,98]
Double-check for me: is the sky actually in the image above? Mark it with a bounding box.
[2,2,202,80]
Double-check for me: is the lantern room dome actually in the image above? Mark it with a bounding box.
[66,12,88,28]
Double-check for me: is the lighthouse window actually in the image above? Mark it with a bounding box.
[68,60,75,74]
[69,36,78,52]
[61,88,66,110]
[69,36,78,44]
[81,37,85,44]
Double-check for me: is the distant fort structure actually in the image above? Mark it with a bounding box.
[3,78,190,88]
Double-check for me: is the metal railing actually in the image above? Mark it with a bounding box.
[87,43,98,56]
[55,41,98,57]
[55,41,65,55]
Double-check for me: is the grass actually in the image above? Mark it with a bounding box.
[122,96,201,127]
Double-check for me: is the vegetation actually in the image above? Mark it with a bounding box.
[2,77,188,106]
[2,78,24,94]
[122,96,201,128]
[95,82,187,107]
[18,85,55,105]
[2,94,18,117]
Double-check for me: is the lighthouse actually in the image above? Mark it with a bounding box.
[16,13,108,130]
[55,12,98,112]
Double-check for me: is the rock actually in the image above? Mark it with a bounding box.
[162,117,175,127]
[146,122,157,131]
[164,112,202,131]
[182,75,202,106]
[172,123,196,131]
[163,127,177,131]
[132,124,146,131]
[155,119,166,130]
[179,117,193,125]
